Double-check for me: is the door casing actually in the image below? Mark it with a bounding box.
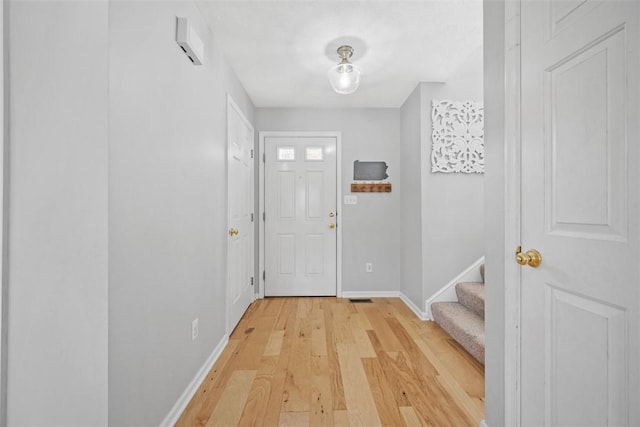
[487,1,522,426]
[258,131,342,299]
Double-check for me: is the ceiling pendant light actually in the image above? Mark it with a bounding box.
[328,45,361,95]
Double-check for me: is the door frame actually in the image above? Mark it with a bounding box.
[226,94,255,335]
[258,131,342,299]
[485,1,522,426]
[0,0,7,423]
[502,2,521,425]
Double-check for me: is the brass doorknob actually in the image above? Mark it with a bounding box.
[328,223,336,229]
[515,247,542,268]
[229,228,239,236]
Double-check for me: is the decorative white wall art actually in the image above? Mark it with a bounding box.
[431,100,484,174]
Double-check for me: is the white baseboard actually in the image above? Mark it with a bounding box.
[399,292,429,320]
[480,420,489,427]
[341,291,400,298]
[160,334,229,427]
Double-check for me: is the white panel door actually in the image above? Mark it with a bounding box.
[264,136,337,296]
[520,1,639,425]
[227,99,254,333]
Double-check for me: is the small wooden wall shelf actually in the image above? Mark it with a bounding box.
[351,183,392,193]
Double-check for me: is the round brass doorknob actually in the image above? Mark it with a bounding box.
[516,248,542,268]
[328,223,336,229]
[229,228,239,236]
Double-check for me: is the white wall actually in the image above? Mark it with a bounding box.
[108,2,254,425]
[7,1,109,425]
[420,49,485,301]
[397,47,484,312]
[399,86,423,305]
[255,108,402,293]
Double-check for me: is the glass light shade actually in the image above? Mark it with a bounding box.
[328,62,361,94]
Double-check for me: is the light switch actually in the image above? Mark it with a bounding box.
[344,195,358,205]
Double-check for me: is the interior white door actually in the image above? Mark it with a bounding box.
[520,1,639,425]
[264,136,337,296]
[227,98,254,333]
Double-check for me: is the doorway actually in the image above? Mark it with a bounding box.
[226,96,255,334]
[258,132,342,297]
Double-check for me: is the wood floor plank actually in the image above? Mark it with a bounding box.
[281,316,311,412]
[278,412,310,426]
[336,343,382,427]
[349,313,376,357]
[368,330,469,427]
[178,297,485,426]
[333,410,350,427]
[351,307,373,330]
[311,306,328,356]
[438,338,485,398]
[274,298,298,331]
[205,370,256,427]
[236,356,278,426]
[232,315,277,370]
[399,407,422,427]
[362,306,404,352]
[264,330,285,357]
[361,357,405,426]
[296,297,313,318]
[392,312,485,422]
[263,302,296,426]
[385,316,438,377]
[330,302,354,344]
[418,336,484,422]
[262,297,286,317]
[323,305,348,411]
[310,355,334,426]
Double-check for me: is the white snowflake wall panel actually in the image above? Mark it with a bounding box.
[431,100,484,173]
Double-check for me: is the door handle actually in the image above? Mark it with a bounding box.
[328,223,336,229]
[229,228,239,236]
[515,246,542,268]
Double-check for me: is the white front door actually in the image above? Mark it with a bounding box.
[264,135,337,296]
[520,1,639,425]
[227,97,254,333]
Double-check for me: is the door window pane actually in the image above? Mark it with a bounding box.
[277,146,296,161]
[305,147,323,161]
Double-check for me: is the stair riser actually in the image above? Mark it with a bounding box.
[431,302,484,365]
[455,282,485,319]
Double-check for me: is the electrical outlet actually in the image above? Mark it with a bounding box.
[366,262,373,273]
[191,318,199,341]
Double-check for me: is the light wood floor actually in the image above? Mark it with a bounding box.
[176,297,484,426]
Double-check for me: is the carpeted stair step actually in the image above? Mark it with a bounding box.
[431,302,484,364]
[456,281,485,319]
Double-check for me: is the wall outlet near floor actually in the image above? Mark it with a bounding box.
[191,318,199,341]
[366,262,373,273]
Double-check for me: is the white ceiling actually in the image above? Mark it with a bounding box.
[197,1,483,108]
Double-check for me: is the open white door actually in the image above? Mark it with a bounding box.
[519,1,639,425]
[227,97,254,333]
[263,134,338,296]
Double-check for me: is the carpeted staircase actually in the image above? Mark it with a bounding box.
[431,264,485,365]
